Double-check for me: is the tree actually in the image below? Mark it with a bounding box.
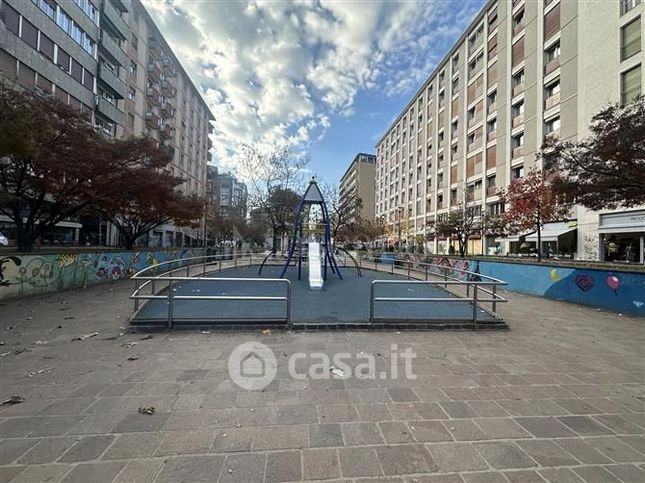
[238,144,307,251]
[545,96,645,210]
[321,183,363,241]
[0,86,146,251]
[99,163,204,250]
[500,168,570,261]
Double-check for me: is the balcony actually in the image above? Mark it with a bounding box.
[161,100,175,117]
[512,22,525,37]
[148,61,162,81]
[467,113,482,129]
[98,63,125,99]
[487,186,498,197]
[545,92,560,110]
[145,111,160,129]
[96,98,124,126]
[487,130,497,141]
[161,79,177,97]
[544,129,561,142]
[512,146,524,159]
[512,83,524,97]
[101,0,128,40]
[160,123,175,140]
[147,86,161,106]
[99,33,128,67]
[149,36,164,60]
[512,114,524,128]
[163,58,178,77]
[468,138,482,152]
[488,48,497,61]
[488,102,497,112]
[545,57,560,75]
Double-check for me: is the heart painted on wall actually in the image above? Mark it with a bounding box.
[575,275,594,292]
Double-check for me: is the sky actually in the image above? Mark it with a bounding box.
[143,0,487,185]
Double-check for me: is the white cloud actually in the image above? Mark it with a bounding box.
[143,0,482,171]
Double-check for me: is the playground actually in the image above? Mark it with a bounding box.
[129,179,507,330]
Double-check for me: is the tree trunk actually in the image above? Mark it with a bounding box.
[16,229,35,252]
[537,224,542,262]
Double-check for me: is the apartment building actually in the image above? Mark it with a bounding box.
[0,0,214,247]
[339,153,376,222]
[375,0,644,262]
[207,165,248,221]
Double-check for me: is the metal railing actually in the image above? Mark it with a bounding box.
[130,251,291,327]
[360,255,507,322]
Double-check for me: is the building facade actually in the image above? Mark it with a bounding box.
[339,153,376,222]
[0,0,214,247]
[207,165,248,221]
[375,0,644,261]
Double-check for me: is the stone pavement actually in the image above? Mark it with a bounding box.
[0,281,643,482]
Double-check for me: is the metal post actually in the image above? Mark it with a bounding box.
[234,256,238,269]
[492,283,497,313]
[444,270,448,288]
[134,280,140,311]
[286,281,292,326]
[151,279,156,294]
[466,281,470,297]
[167,279,174,330]
[472,284,478,327]
[203,258,206,276]
[424,265,428,281]
[186,264,190,277]
[407,260,411,279]
[369,282,375,323]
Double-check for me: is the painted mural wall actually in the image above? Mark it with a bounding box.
[0,248,201,301]
[387,254,645,317]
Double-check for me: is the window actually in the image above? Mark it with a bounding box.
[21,19,38,49]
[452,54,459,71]
[71,59,83,83]
[621,17,641,60]
[546,80,561,98]
[33,0,55,19]
[513,166,525,179]
[545,42,561,63]
[488,90,497,108]
[18,63,36,87]
[1,3,20,35]
[622,64,642,105]
[57,47,71,72]
[132,34,139,50]
[129,60,137,75]
[488,7,498,30]
[83,71,93,91]
[512,133,524,148]
[487,175,496,188]
[544,3,561,41]
[487,118,497,134]
[512,9,525,34]
[488,202,505,215]
[512,101,524,118]
[73,0,99,24]
[452,76,459,92]
[621,0,641,15]
[545,116,561,134]
[39,33,54,60]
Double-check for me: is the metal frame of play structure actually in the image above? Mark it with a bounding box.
[280,178,342,283]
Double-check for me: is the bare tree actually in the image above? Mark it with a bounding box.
[238,144,308,251]
[319,182,363,242]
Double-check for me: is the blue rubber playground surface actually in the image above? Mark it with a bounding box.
[133,265,498,325]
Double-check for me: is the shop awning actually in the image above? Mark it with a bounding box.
[526,222,577,242]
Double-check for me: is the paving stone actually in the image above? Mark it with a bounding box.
[58,435,115,463]
[356,403,392,421]
[572,466,622,482]
[61,461,126,483]
[155,430,214,456]
[10,464,73,483]
[111,412,171,433]
[342,422,384,445]
[376,444,438,475]
[557,415,615,435]
[273,405,318,424]
[538,468,585,482]
[113,459,164,483]
[388,388,420,402]
[472,442,537,470]
[605,463,645,482]
[467,401,509,417]
[40,398,95,416]
[265,451,301,482]
[502,469,546,482]
[587,436,645,462]
[408,420,453,442]
[426,442,488,472]
[155,455,225,483]
[412,475,465,483]
[309,422,344,447]
[412,402,450,419]
[318,403,358,422]
[252,425,308,450]
[555,438,613,464]
[443,420,488,441]
[16,436,76,464]
[461,472,506,483]
[102,433,164,459]
[68,413,120,435]
[474,418,531,439]
[302,448,340,480]
[516,439,579,466]
[618,435,645,454]
[338,446,381,477]
[594,414,644,434]
[515,417,577,437]
[0,418,40,438]
[440,401,478,418]
[211,427,254,452]
[0,465,26,483]
[379,421,415,443]
[0,438,38,465]
[553,398,604,414]
[220,452,266,481]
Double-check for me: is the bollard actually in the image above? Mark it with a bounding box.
[424,265,428,281]
[167,279,174,330]
[369,282,375,323]
[134,280,140,311]
[492,284,497,313]
[472,284,478,328]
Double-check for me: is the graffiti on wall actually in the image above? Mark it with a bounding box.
[0,248,195,301]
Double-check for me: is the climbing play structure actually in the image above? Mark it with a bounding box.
[280,178,342,289]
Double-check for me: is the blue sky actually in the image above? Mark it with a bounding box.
[144,0,486,185]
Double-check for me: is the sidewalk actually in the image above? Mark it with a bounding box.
[0,279,643,482]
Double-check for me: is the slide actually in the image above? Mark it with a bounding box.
[308,241,323,290]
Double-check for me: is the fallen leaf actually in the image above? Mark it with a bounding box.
[122,341,138,348]
[261,329,271,335]
[139,335,153,341]
[27,367,54,378]
[72,332,98,341]
[1,396,25,405]
[127,357,139,361]
[138,406,155,415]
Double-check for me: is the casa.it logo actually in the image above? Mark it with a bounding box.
[227,341,277,390]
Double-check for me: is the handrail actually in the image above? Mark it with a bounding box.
[132,250,263,279]
[335,247,361,277]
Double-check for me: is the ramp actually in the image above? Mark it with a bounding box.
[308,241,323,290]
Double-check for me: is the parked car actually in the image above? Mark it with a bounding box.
[0,232,8,246]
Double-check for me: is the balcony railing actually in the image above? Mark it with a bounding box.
[467,113,482,128]
[487,130,497,141]
[147,86,161,106]
[99,33,128,67]
[512,146,524,159]
[512,23,525,37]
[512,114,524,128]
[102,0,128,39]
[145,111,160,128]
[545,92,560,110]
[163,58,178,77]
[161,79,177,97]
[487,186,498,197]
[149,37,164,60]
[488,102,497,112]
[160,123,175,139]
[96,98,124,126]
[468,138,482,152]
[512,83,524,97]
[545,57,560,75]
[148,62,162,81]
[98,63,125,99]
[161,101,175,117]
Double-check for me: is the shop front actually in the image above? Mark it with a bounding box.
[598,210,645,264]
